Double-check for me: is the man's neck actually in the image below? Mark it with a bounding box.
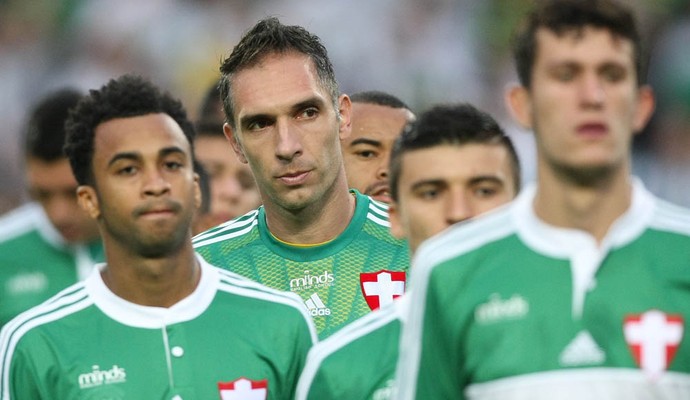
[264,179,357,245]
[533,166,633,244]
[101,242,200,308]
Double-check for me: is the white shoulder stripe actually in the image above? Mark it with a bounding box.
[412,207,515,273]
[193,217,258,248]
[367,212,391,228]
[193,209,259,243]
[651,200,690,236]
[0,204,41,243]
[1,285,92,398]
[368,198,390,216]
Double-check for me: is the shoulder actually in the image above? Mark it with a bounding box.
[0,203,43,244]
[0,281,92,355]
[192,209,260,249]
[312,301,400,359]
[364,196,393,228]
[214,267,317,339]
[356,195,407,249]
[649,197,690,237]
[296,303,401,396]
[414,203,516,274]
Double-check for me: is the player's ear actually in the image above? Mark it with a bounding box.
[633,85,655,134]
[224,123,248,164]
[337,94,352,141]
[388,202,405,239]
[77,186,100,219]
[193,172,202,211]
[506,84,533,130]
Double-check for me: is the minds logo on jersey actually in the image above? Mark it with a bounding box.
[289,270,335,292]
[78,364,127,389]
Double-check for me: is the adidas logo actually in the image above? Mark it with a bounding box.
[304,293,331,317]
[559,330,605,366]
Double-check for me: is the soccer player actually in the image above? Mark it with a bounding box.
[396,1,690,398]
[193,18,409,339]
[0,75,316,399]
[193,80,261,230]
[342,91,415,203]
[0,89,103,328]
[295,103,520,399]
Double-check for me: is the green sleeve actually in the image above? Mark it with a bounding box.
[8,345,46,400]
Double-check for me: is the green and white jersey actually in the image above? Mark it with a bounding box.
[0,203,103,328]
[296,295,409,400]
[397,180,690,400]
[193,190,410,339]
[0,255,316,400]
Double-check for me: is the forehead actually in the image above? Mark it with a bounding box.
[398,144,513,186]
[25,158,77,188]
[231,52,331,118]
[93,113,191,160]
[534,26,634,68]
[348,103,412,143]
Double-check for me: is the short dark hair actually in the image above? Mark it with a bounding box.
[219,17,339,129]
[512,0,643,88]
[64,74,196,186]
[196,79,225,138]
[389,103,521,202]
[349,90,412,111]
[24,88,83,162]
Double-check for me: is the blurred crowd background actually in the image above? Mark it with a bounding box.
[1,0,689,214]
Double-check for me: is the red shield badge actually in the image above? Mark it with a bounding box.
[218,377,267,400]
[360,270,406,310]
[623,310,683,379]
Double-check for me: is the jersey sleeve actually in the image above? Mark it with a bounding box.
[1,338,44,400]
[396,264,465,400]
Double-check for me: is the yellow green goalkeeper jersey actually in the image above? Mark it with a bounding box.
[193,190,410,339]
[0,255,316,400]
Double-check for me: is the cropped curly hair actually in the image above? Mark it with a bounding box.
[64,74,196,185]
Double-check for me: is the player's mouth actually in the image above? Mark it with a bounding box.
[576,122,608,138]
[367,183,391,203]
[277,170,310,186]
[135,202,180,219]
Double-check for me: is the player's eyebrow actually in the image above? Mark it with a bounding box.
[349,138,382,148]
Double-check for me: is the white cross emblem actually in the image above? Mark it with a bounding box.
[624,310,683,378]
[219,378,267,400]
[362,271,405,309]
